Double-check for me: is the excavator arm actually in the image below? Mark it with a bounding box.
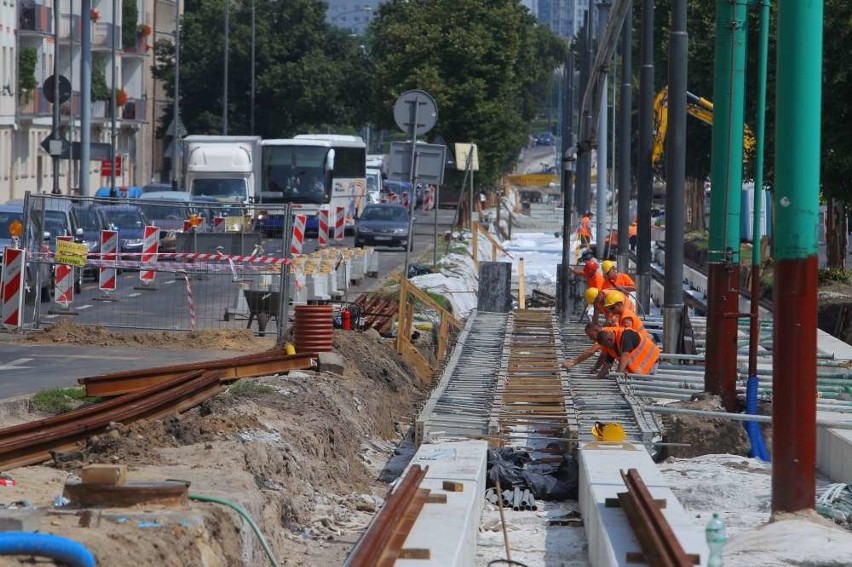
[652,86,756,172]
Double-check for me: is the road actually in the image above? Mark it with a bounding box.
[0,208,457,398]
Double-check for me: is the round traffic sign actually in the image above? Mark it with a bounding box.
[393,90,438,137]
[43,75,72,105]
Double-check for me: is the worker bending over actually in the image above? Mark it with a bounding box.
[562,323,605,370]
[573,259,604,290]
[601,291,645,333]
[595,326,660,377]
[584,287,636,325]
[601,260,636,294]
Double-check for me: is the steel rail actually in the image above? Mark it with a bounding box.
[0,370,224,470]
[79,351,318,397]
[345,464,430,567]
[618,468,697,567]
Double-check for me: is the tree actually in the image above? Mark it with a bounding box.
[122,0,139,50]
[367,0,566,185]
[152,0,372,139]
[822,0,852,269]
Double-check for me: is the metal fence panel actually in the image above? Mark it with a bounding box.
[19,193,292,335]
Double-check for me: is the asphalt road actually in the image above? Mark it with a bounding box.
[0,208,457,398]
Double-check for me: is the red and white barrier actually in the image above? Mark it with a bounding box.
[87,251,290,264]
[54,236,74,307]
[181,272,196,332]
[334,207,345,243]
[139,226,159,283]
[99,229,118,292]
[290,214,306,255]
[389,193,398,204]
[425,186,435,211]
[318,209,329,248]
[183,219,193,233]
[402,191,410,209]
[1,247,25,329]
[212,216,226,233]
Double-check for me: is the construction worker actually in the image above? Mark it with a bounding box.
[601,260,637,293]
[577,211,593,248]
[561,323,617,377]
[585,287,636,323]
[602,290,649,339]
[573,259,604,290]
[628,217,638,251]
[596,326,660,376]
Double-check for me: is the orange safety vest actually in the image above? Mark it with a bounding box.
[577,216,592,237]
[609,326,659,375]
[586,272,605,290]
[614,307,646,334]
[602,272,636,290]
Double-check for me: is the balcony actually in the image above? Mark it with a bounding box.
[17,91,52,117]
[19,4,54,36]
[92,22,121,50]
[58,13,82,41]
[122,36,152,57]
[121,98,146,122]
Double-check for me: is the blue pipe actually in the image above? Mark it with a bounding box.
[745,375,770,461]
[0,533,96,567]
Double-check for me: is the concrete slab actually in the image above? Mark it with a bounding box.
[579,443,709,567]
[0,508,41,532]
[397,440,489,567]
[817,416,852,483]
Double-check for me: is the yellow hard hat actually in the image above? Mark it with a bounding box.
[584,287,600,305]
[592,422,627,442]
[601,260,616,274]
[603,290,625,308]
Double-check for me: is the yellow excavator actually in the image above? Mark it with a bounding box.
[652,86,756,171]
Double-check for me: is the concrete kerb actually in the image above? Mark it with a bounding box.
[396,439,489,567]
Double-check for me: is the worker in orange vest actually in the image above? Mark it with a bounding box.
[561,323,618,377]
[577,211,593,248]
[596,326,660,376]
[601,260,636,293]
[601,290,645,333]
[584,287,636,325]
[628,217,638,251]
[573,259,604,290]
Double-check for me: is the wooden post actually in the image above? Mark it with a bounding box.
[472,223,479,268]
[518,257,526,309]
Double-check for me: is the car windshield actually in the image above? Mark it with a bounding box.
[73,208,103,231]
[360,207,407,222]
[103,209,145,229]
[43,218,67,238]
[192,179,247,200]
[139,204,187,220]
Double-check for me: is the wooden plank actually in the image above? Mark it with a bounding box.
[442,481,464,492]
[63,480,189,508]
[81,464,127,486]
[399,549,431,560]
[518,257,526,309]
[377,488,431,567]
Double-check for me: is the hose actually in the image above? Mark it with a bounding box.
[189,493,281,567]
[744,376,770,461]
[0,532,96,567]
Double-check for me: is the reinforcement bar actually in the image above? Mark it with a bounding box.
[345,464,430,567]
[618,468,698,567]
[0,370,225,470]
[79,351,318,397]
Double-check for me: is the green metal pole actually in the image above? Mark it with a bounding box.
[772,0,822,515]
[747,0,769,380]
[706,0,748,410]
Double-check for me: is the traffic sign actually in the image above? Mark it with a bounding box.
[388,142,447,186]
[40,133,71,158]
[100,156,122,177]
[165,116,187,137]
[393,90,438,137]
[43,75,72,105]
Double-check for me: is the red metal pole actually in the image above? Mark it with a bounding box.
[705,264,739,411]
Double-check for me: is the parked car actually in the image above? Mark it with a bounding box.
[354,204,411,249]
[70,203,108,287]
[98,204,149,258]
[0,204,51,303]
[138,191,199,253]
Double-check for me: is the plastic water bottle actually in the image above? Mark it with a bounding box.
[705,512,727,567]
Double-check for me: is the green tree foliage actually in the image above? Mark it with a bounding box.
[367,0,566,185]
[122,0,139,50]
[822,0,852,204]
[18,47,37,100]
[153,0,371,139]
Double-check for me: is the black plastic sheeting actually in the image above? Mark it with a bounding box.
[486,448,579,501]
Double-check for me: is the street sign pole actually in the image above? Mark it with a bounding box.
[51,0,61,194]
[404,96,420,277]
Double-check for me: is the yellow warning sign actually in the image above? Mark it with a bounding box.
[506,173,559,187]
[55,239,89,267]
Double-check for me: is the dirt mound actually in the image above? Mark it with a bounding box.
[332,328,419,392]
[80,399,263,466]
[24,318,276,351]
[660,394,752,458]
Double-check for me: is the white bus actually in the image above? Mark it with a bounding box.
[294,134,367,231]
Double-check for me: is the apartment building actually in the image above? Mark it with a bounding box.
[0,0,178,201]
